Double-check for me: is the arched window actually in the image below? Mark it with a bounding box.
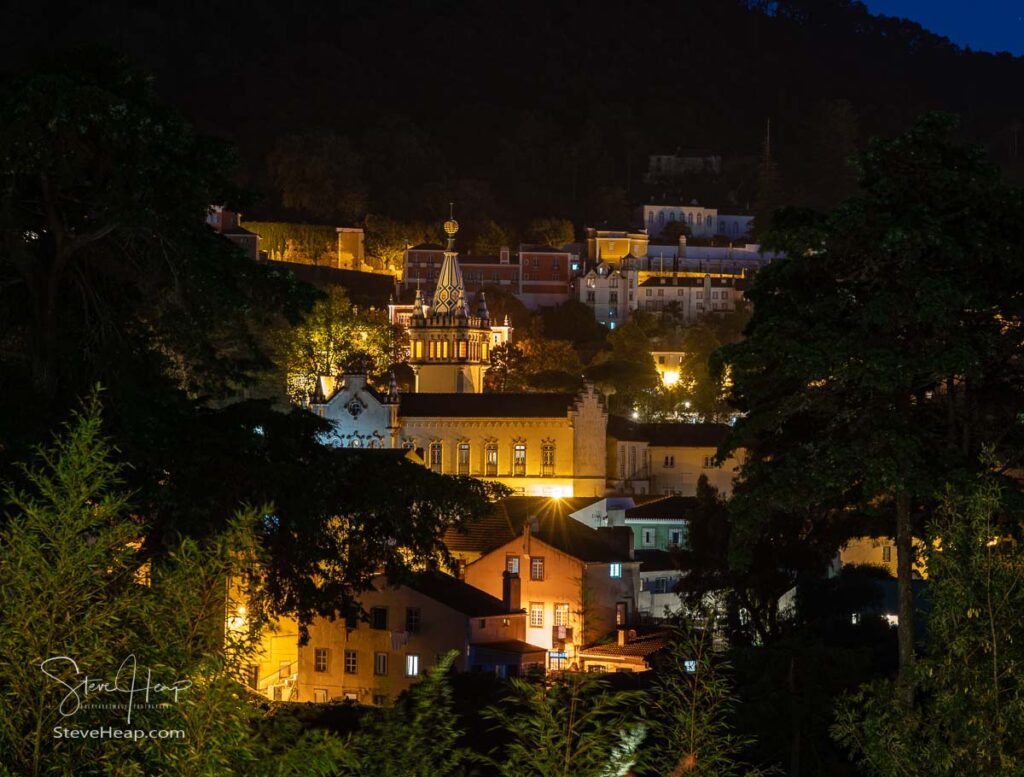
[429,442,442,473]
[513,444,527,477]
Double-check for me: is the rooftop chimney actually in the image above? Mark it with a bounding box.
[502,570,522,612]
[617,628,628,647]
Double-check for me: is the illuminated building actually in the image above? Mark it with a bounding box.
[403,216,492,394]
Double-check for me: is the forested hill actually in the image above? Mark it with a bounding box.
[4,0,1021,225]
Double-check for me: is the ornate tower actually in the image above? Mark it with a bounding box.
[407,214,492,393]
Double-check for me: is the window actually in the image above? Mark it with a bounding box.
[429,341,437,359]
[702,455,715,469]
[642,528,654,547]
[657,288,664,297]
[513,444,527,476]
[530,556,545,581]
[589,664,607,673]
[609,291,618,303]
[374,652,388,676]
[669,529,683,546]
[314,648,329,673]
[479,619,487,629]
[628,447,637,477]
[457,443,470,475]
[541,443,555,476]
[344,650,357,675]
[882,546,892,563]
[553,259,560,270]
[371,607,388,630]
[506,554,520,574]
[429,443,442,473]
[405,654,420,677]
[664,455,675,468]
[586,290,596,303]
[554,603,570,627]
[373,693,388,706]
[458,340,467,359]
[529,602,544,627]
[406,607,421,633]
[615,602,628,626]
[645,289,652,297]
[658,355,666,364]
[609,563,622,578]
[485,443,498,476]
[314,688,328,703]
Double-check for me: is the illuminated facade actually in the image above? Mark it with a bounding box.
[312,380,609,498]
[406,217,493,394]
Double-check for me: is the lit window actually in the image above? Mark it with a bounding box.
[486,443,498,476]
[530,602,544,627]
[374,652,388,676]
[513,444,527,476]
[344,650,357,675]
[851,612,861,625]
[609,563,622,578]
[530,556,545,581]
[506,554,520,574]
[541,443,555,476]
[314,648,329,673]
[405,654,420,677]
[554,603,570,627]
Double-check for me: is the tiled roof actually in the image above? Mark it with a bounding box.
[409,243,444,250]
[634,549,680,572]
[472,640,548,655]
[403,571,515,617]
[447,497,632,562]
[625,495,698,520]
[639,275,744,288]
[580,630,672,659]
[399,393,576,418]
[607,417,731,448]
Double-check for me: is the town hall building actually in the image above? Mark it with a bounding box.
[310,215,609,498]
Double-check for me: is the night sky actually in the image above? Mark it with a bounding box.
[865,0,1024,55]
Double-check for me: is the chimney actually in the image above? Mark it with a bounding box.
[617,628,628,647]
[502,570,521,612]
[500,246,510,264]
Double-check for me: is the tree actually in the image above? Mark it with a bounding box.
[267,131,367,224]
[0,399,348,775]
[471,218,512,256]
[342,651,472,776]
[0,50,307,407]
[525,217,575,248]
[717,114,1024,699]
[586,323,660,414]
[637,618,773,776]
[363,215,433,273]
[485,342,524,392]
[833,466,1024,775]
[656,220,692,245]
[482,673,646,777]
[283,286,405,405]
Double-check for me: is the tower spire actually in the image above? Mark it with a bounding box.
[432,208,468,316]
